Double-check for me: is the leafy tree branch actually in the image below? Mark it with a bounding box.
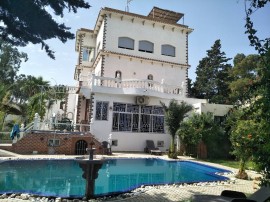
[0,0,90,59]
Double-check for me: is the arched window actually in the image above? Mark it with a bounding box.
[147,74,153,87]
[139,40,154,53]
[115,71,122,79]
[161,44,175,57]
[118,37,134,50]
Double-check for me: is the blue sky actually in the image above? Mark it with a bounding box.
[18,0,269,86]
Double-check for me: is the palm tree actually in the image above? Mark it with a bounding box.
[1,76,51,127]
[20,75,50,99]
[0,84,25,130]
[160,99,193,158]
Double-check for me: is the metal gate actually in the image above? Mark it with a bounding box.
[75,140,88,155]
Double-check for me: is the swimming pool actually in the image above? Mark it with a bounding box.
[0,158,230,198]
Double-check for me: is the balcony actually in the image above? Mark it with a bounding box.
[79,74,186,99]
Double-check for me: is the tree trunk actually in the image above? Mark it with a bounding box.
[170,135,175,153]
[236,159,248,179]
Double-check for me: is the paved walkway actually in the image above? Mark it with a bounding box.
[123,181,254,202]
[0,150,260,202]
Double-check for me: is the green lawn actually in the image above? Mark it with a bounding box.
[203,159,255,170]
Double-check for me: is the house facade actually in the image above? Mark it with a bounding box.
[69,7,229,152]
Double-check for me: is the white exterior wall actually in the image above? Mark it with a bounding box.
[193,103,233,116]
[82,33,96,47]
[70,8,233,152]
[94,59,103,76]
[66,93,78,121]
[105,14,187,64]
[102,55,186,86]
[80,68,91,81]
[81,33,96,67]
[67,94,79,123]
[96,20,105,51]
[91,93,171,152]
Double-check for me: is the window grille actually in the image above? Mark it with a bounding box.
[112,103,164,133]
[95,101,109,120]
[75,140,88,155]
[48,139,60,146]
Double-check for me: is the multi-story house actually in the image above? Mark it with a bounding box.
[70,7,231,152]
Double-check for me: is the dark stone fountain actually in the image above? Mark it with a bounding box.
[77,145,104,200]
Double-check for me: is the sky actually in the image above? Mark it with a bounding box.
[18,0,269,86]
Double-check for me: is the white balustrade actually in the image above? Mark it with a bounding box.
[88,75,183,95]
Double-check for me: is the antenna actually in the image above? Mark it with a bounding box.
[125,0,133,12]
[183,15,185,25]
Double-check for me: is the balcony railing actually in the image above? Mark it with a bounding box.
[83,74,184,95]
[79,75,92,86]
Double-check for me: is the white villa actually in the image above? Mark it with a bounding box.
[64,7,232,152]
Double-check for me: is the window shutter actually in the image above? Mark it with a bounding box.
[118,37,134,49]
[161,45,175,56]
[139,41,154,52]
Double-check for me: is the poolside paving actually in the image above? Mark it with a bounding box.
[120,180,254,201]
[0,150,260,202]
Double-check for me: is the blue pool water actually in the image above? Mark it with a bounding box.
[0,158,229,198]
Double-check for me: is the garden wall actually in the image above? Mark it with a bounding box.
[0,131,103,155]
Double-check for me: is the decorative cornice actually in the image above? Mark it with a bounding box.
[93,7,193,35]
[75,29,94,52]
[101,50,190,68]
[103,7,188,28]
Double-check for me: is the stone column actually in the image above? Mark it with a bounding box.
[77,148,104,200]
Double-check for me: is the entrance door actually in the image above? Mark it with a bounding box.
[75,140,88,155]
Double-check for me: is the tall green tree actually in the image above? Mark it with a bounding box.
[187,78,196,98]
[243,0,270,185]
[0,0,90,59]
[160,100,193,158]
[225,0,270,184]
[0,40,28,85]
[228,54,261,105]
[1,75,52,126]
[193,40,232,104]
[227,108,262,179]
[178,112,226,158]
[14,76,50,120]
[8,75,50,105]
[0,41,27,129]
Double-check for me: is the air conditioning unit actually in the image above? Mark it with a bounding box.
[136,96,149,105]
